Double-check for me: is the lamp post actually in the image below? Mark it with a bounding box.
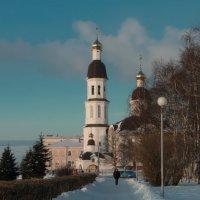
[157,97,167,198]
[97,142,101,176]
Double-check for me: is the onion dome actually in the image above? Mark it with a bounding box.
[132,68,149,100]
[87,133,95,146]
[131,87,151,100]
[136,70,145,87]
[92,39,102,50]
[136,70,145,79]
[87,60,108,79]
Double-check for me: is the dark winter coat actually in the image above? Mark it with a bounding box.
[113,169,120,179]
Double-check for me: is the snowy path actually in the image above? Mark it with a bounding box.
[54,176,161,200]
[54,176,200,200]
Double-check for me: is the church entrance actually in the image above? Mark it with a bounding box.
[86,164,97,172]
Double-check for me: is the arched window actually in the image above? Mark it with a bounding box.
[90,105,93,118]
[98,85,101,95]
[98,105,101,118]
[92,86,94,95]
[68,151,71,156]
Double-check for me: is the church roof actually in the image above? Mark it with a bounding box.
[136,70,145,78]
[131,87,151,100]
[117,115,159,132]
[92,39,102,49]
[87,60,108,79]
[80,151,105,160]
[49,140,82,148]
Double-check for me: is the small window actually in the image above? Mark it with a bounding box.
[98,85,101,95]
[92,86,94,95]
[68,151,71,156]
[98,105,101,118]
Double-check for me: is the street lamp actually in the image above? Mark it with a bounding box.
[157,97,167,198]
[97,142,101,176]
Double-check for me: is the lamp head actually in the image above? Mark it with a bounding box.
[157,97,167,107]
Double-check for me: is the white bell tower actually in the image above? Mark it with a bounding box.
[83,36,109,153]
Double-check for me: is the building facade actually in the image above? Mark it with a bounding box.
[44,136,83,171]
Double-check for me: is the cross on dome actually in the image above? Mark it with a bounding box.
[96,27,99,40]
[139,54,143,71]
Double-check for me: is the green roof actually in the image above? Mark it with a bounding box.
[93,38,101,45]
[137,70,145,76]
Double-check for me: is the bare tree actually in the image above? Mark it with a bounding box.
[118,131,137,169]
[181,28,200,183]
[107,126,121,168]
[148,27,200,183]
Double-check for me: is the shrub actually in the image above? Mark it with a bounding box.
[0,173,96,200]
[55,167,72,177]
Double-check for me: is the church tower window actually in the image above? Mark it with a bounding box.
[98,85,101,95]
[92,86,94,95]
[98,105,101,118]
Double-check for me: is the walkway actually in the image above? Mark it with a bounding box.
[54,176,152,200]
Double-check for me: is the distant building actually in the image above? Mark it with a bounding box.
[44,135,82,146]
[44,136,83,171]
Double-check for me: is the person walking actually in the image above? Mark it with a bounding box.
[113,168,120,185]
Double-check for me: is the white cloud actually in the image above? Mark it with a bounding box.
[0,18,186,80]
[102,18,185,80]
[73,21,97,42]
[0,39,33,61]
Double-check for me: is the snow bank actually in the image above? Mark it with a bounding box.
[127,179,162,200]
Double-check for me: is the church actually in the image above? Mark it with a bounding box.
[76,35,152,172]
[46,34,153,173]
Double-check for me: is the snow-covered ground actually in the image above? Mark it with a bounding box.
[54,176,200,200]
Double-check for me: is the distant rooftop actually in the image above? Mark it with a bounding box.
[48,140,83,148]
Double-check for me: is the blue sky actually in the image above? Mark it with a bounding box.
[0,0,199,140]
